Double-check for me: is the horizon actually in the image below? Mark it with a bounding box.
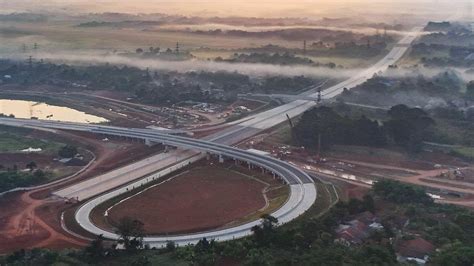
[0,0,466,19]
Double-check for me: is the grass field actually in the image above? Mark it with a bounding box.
[0,131,64,154]
[433,119,474,146]
[230,185,290,226]
[286,181,338,228]
[452,146,474,160]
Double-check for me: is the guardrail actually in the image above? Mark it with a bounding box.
[0,118,317,247]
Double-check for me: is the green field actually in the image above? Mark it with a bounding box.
[0,132,64,154]
[451,146,474,160]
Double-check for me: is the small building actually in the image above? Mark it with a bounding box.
[396,237,435,265]
[335,212,383,246]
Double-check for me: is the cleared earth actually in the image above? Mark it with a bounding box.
[96,162,289,235]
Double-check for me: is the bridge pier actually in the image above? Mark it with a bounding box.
[144,138,155,147]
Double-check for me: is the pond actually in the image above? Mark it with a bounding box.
[0,99,108,124]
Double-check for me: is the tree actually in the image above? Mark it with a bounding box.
[115,217,145,250]
[373,179,433,205]
[33,169,46,180]
[26,161,37,171]
[251,215,279,246]
[131,256,151,266]
[384,104,434,152]
[347,198,364,214]
[165,241,176,252]
[466,81,474,100]
[355,245,397,265]
[294,107,386,151]
[251,225,265,245]
[261,214,278,232]
[431,243,474,266]
[222,241,246,259]
[84,234,105,258]
[193,238,218,265]
[58,145,78,158]
[363,194,375,212]
[244,249,273,266]
[454,213,474,233]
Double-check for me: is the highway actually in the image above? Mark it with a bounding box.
[0,119,313,186]
[0,117,317,247]
[0,26,422,247]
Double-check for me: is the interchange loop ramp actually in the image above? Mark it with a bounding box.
[0,117,317,247]
[0,26,422,246]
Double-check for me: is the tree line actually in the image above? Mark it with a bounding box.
[293,104,434,152]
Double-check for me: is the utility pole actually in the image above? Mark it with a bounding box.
[175,42,180,55]
[317,87,322,103]
[303,40,307,55]
[316,133,321,162]
[27,56,33,68]
[286,113,294,143]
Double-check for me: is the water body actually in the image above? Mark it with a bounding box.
[0,99,108,124]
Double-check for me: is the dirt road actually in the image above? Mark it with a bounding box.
[0,130,161,254]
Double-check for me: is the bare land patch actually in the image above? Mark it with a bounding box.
[92,162,289,235]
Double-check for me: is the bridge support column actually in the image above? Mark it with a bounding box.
[144,138,155,147]
[219,154,224,163]
[206,153,211,160]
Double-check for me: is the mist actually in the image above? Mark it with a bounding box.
[3,51,366,79]
[5,48,474,84]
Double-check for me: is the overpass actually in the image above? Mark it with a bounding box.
[238,93,321,103]
[0,26,422,247]
[0,117,316,247]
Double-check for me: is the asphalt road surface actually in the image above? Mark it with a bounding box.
[0,26,422,247]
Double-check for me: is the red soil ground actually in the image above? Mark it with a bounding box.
[0,130,162,254]
[107,166,267,235]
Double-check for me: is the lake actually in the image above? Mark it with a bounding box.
[0,99,108,124]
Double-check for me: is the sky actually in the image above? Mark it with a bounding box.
[0,0,466,18]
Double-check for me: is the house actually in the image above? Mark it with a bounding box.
[335,212,383,246]
[356,211,376,224]
[396,237,435,265]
